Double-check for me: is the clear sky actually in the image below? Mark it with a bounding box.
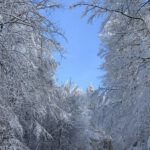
[53,0,105,90]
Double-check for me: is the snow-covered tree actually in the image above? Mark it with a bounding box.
[73,0,150,149]
[0,1,68,150]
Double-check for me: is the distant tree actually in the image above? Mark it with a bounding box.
[87,84,94,94]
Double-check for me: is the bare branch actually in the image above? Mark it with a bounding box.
[71,2,145,22]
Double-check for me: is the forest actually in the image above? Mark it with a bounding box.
[0,0,150,150]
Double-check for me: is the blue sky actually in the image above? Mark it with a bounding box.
[53,0,105,90]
